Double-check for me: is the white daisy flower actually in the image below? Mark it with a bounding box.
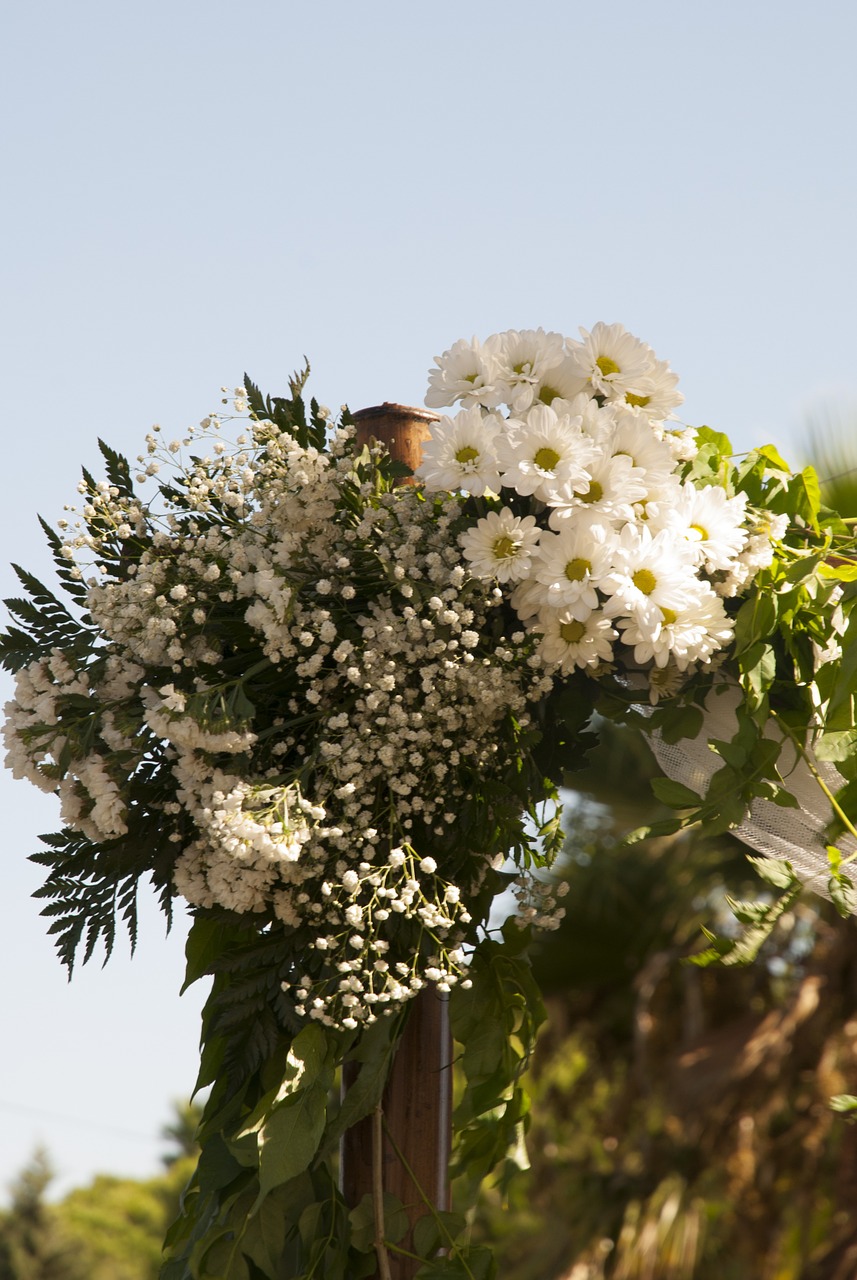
[496,403,595,503]
[614,354,684,420]
[460,507,542,583]
[509,574,545,623]
[527,355,589,410]
[560,392,619,445]
[633,474,685,527]
[531,519,615,619]
[547,450,648,527]
[489,328,567,413]
[618,582,734,670]
[647,663,690,704]
[662,427,699,463]
[425,337,506,410]
[534,606,617,673]
[608,409,677,482]
[566,322,654,401]
[415,407,502,495]
[654,482,748,573]
[600,524,699,631]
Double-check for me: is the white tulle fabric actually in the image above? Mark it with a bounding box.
[641,683,856,905]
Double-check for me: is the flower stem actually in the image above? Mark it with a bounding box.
[373,1103,393,1280]
[770,710,857,858]
[382,1120,476,1280]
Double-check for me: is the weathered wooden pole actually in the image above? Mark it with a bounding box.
[341,403,453,1280]
[351,402,439,480]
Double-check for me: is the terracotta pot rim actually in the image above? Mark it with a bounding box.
[351,402,439,423]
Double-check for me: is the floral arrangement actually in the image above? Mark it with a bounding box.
[3,323,856,1278]
[420,323,771,688]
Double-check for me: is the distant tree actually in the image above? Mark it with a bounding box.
[57,1172,181,1280]
[159,1099,201,1168]
[54,1100,201,1280]
[0,1148,86,1280]
[805,400,857,516]
[0,1101,201,1280]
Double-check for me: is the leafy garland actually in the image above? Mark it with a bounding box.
[2,324,857,1278]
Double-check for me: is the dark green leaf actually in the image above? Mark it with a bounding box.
[658,704,704,744]
[733,593,777,655]
[256,1081,329,1200]
[650,777,702,809]
[348,1193,409,1253]
[413,1211,468,1261]
[319,1013,402,1159]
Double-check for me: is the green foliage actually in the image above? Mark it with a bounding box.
[0,1150,87,1280]
[471,776,857,1280]
[805,402,857,519]
[0,567,94,673]
[161,914,548,1279]
[6,369,857,1280]
[59,1173,177,1280]
[450,926,546,1200]
[242,370,329,454]
[0,1120,199,1280]
[30,802,177,970]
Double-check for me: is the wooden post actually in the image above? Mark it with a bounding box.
[341,403,453,1279]
[341,991,453,1275]
[350,402,438,484]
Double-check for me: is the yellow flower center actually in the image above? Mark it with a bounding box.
[534,446,561,472]
[463,373,478,384]
[690,522,708,541]
[625,392,651,408]
[455,446,479,465]
[596,355,620,377]
[632,568,657,596]
[578,481,603,504]
[661,607,677,625]
[564,557,591,582]
[560,620,586,644]
[513,360,533,376]
[493,536,518,560]
[539,385,559,406]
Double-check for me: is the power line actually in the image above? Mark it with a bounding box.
[0,1097,155,1144]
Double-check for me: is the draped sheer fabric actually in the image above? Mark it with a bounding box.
[641,683,856,905]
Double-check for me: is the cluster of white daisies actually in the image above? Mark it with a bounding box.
[418,323,784,692]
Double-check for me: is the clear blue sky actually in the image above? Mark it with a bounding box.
[2,0,856,1201]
